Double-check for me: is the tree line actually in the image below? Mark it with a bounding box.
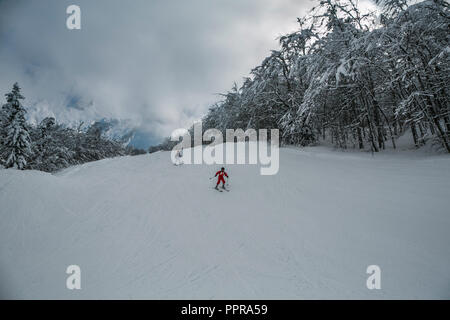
[0,83,145,172]
[152,0,448,153]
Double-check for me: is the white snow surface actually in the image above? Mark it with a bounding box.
[0,143,449,299]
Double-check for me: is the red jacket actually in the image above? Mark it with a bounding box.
[215,171,228,179]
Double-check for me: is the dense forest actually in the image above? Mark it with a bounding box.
[154,0,449,153]
[0,83,145,172]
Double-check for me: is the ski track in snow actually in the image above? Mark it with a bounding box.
[0,144,449,299]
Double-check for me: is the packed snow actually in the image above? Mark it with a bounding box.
[0,143,449,299]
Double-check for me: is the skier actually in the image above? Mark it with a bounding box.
[215,167,229,190]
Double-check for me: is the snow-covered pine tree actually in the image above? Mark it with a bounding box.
[2,83,31,169]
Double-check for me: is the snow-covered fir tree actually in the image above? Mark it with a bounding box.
[1,83,31,169]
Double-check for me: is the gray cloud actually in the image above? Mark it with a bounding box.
[0,0,313,145]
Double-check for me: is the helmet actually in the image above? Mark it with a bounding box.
[221,167,225,171]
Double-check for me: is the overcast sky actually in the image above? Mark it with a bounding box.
[0,0,322,145]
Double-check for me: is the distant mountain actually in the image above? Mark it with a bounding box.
[90,119,160,149]
[25,101,160,150]
[90,118,137,146]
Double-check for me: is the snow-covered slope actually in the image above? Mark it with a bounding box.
[1,145,449,299]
